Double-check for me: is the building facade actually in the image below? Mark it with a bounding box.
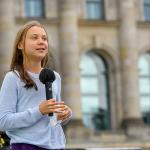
[0,0,150,149]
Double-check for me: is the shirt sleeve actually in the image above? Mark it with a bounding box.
[0,72,43,131]
[55,71,62,102]
[54,71,72,125]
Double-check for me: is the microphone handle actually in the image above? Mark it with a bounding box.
[45,82,53,116]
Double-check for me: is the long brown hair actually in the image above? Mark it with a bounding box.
[10,21,49,90]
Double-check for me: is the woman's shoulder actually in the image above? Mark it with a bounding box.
[4,70,20,80]
[0,71,20,88]
[53,70,61,80]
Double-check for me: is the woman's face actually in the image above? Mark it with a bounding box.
[23,25,48,63]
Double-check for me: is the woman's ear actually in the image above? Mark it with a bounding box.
[18,42,23,50]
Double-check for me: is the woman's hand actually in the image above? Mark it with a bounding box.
[57,105,72,121]
[39,99,64,115]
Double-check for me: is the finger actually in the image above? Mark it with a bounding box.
[59,112,70,120]
[51,104,65,110]
[60,105,69,112]
[47,99,56,102]
[55,101,65,106]
[59,109,70,118]
[53,103,66,111]
[47,101,57,106]
[47,103,67,113]
[47,107,61,114]
[47,101,64,108]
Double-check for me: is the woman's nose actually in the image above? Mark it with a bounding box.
[37,37,44,44]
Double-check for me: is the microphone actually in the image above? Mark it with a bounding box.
[39,68,56,116]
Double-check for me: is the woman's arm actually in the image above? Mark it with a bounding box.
[0,72,43,131]
[55,71,72,125]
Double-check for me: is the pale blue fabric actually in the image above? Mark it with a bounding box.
[0,70,68,149]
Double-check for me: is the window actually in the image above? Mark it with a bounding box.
[144,0,150,21]
[138,53,150,124]
[25,0,44,17]
[86,0,105,20]
[80,51,110,130]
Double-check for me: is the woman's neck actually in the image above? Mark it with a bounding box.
[24,61,43,74]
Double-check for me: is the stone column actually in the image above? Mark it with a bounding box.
[119,0,142,127]
[0,0,15,85]
[59,0,82,119]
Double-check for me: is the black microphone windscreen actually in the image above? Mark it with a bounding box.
[39,68,56,84]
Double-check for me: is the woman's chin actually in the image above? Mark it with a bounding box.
[32,54,46,62]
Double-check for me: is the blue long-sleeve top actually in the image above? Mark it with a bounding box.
[0,70,68,149]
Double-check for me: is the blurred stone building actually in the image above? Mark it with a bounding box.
[0,0,150,149]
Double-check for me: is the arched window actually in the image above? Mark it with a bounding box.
[24,0,45,17]
[138,53,150,124]
[80,51,110,130]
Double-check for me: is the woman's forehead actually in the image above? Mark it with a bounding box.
[26,26,47,36]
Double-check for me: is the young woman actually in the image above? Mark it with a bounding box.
[0,21,72,150]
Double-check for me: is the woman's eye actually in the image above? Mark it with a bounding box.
[32,36,38,39]
[42,37,47,41]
